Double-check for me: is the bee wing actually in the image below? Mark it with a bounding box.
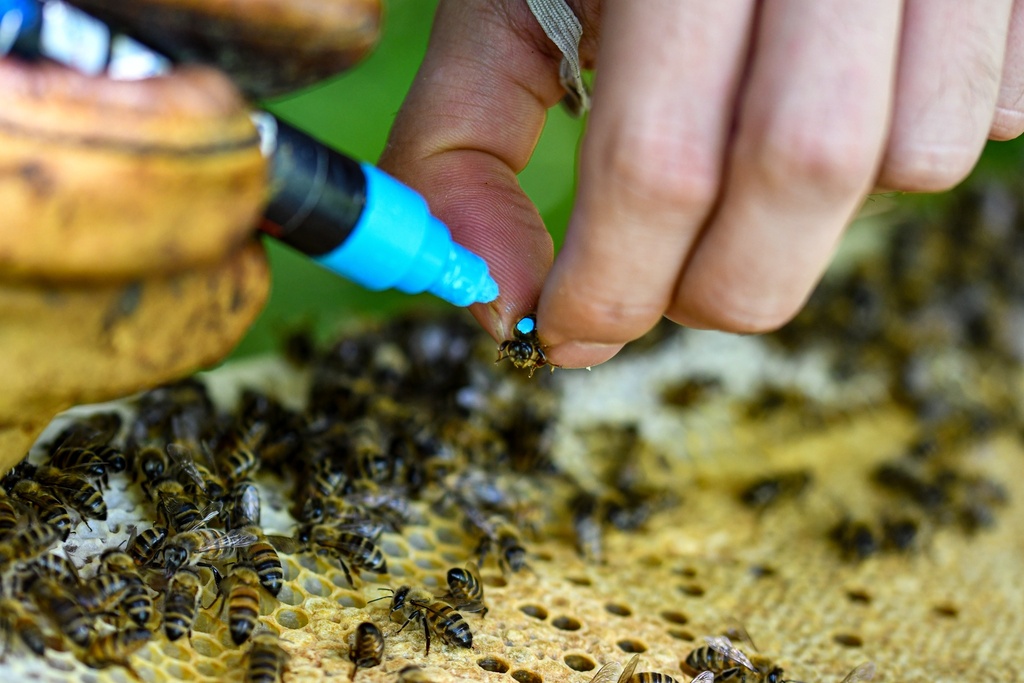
[464,560,482,580]
[197,529,259,552]
[840,662,876,683]
[617,654,640,683]
[166,443,208,495]
[704,636,756,672]
[177,503,223,533]
[265,534,304,554]
[691,673,715,683]
[588,662,624,683]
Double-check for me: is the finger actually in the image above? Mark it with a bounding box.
[538,0,758,368]
[378,0,570,340]
[991,0,1024,140]
[878,0,1013,190]
[673,0,902,333]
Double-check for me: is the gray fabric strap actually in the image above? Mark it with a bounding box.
[525,0,591,116]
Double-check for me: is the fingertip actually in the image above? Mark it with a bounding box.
[544,340,625,369]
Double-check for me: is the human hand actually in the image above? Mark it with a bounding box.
[379,0,1024,368]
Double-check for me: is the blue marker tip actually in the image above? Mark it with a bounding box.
[315,164,499,307]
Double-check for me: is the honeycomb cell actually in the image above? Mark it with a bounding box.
[380,537,410,558]
[194,612,221,635]
[551,616,581,631]
[668,629,695,641]
[477,657,511,673]
[933,604,959,618]
[604,603,632,617]
[846,589,872,604]
[190,636,224,658]
[441,551,464,565]
[277,585,303,606]
[282,558,302,581]
[563,655,596,672]
[834,633,864,648]
[511,670,543,683]
[565,577,591,587]
[678,584,705,597]
[336,591,367,608]
[297,554,320,572]
[660,611,688,625]
[483,575,508,588]
[434,526,464,546]
[519,605,548,620]
[617,639,646,653]
[276,609,310,630]
[407,532,436,552]
[195,660,225,677]
[302,575,331,597]
[414,556,444,571]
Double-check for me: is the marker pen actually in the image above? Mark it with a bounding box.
[0,0,499,307]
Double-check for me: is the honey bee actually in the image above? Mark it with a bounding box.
[217,419,266,484]
[684,637,758,677]
[0,524,63,569]
[32,465,108,521]
[830,518,880,562]
[8,480,73,540]
[240,537,285,598]
[162,528,259,576]
[100,550,153,626]
[80,626,151,675]
[166,442,227,502]
[79,573,130,614]
[151,478,220,532]
[30,577,95,647]
[231,482,262,529]
[134,446,170,487]
[475,516,527,574]
[349,621,385,681]
[23,552,80,588]
[49,411,123,451]
[279,525,387,586]
[163,568,203,641]
[442,562,488,617]
[246,631,289,683]
[375,586,473,655]
[126,526,169,567]
[0,494,20,537]
[738,471,813,512]
[48,444,123,487]
[591,654,714,683]
[0,597,47,658]
[496,314,558,377]
[216,563,263,645]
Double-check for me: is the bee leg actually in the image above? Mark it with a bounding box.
[422,617,431,656]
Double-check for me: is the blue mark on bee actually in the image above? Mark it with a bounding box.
[515,316,536,336]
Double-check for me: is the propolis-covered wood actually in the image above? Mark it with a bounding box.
[68,0,382,98]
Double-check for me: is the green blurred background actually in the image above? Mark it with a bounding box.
[233,0,1024,359]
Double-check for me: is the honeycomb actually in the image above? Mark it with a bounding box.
[1,174,1023,683]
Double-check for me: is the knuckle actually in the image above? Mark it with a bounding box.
[602,128,722,217]
[751,121,879,198]
[880,142,981,193]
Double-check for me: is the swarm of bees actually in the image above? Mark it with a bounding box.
[0,314,556,680]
